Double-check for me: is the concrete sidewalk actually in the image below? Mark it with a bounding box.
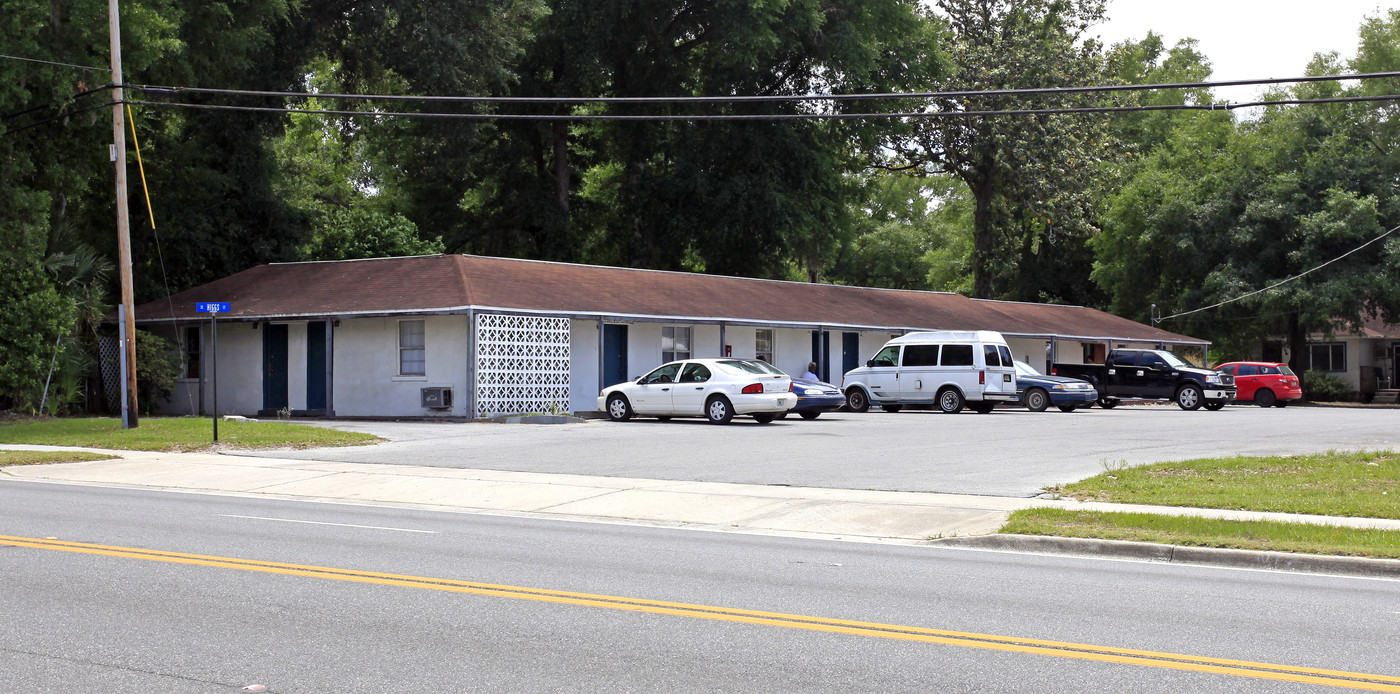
[5,444,1400,546]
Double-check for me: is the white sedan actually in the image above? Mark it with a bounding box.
[598,358,796,424]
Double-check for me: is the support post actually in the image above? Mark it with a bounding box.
[324,319,335,418]
[466,309,476,419]
[118,307,130,429]
[110,0,138,427]
[598,318,606,392]
[210,313,218,442]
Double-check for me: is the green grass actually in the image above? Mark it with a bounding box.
[1011,451,1400,558]
[0,417,380,452]
[1047,450,1400,519]
[1002,508,1400,560]
[0,450,119,466]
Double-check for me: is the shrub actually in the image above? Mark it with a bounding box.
[1302,371,1353,402]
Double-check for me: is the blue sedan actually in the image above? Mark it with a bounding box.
[1014,360,1097,412]
[783,378,846,419]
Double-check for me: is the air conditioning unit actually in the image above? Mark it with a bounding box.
[421,387,454,410]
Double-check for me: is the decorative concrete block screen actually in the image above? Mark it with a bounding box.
[474,313,571,417]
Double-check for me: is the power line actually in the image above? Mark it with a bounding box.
[3,100,113,135]
[0,53,109,73]
[127,70,1400,106]
[1156,222,1400,324]
[123,92,1400,122]
[3,84,115,122]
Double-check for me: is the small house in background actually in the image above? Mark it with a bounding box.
[1252,315,1400,402]
[132,254,1211,418]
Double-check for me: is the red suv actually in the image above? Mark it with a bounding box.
[1214,362,1302,407]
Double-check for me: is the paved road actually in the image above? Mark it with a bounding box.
[243,405,1400,497]
[4,482,1398,693]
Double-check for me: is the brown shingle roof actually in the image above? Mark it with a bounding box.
[134,254,1207,344]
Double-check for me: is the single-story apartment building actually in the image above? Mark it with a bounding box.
[133,254,1213,418]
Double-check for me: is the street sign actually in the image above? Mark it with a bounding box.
[196,302,230,313]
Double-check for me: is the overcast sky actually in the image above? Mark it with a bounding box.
[1094,1,1397,101]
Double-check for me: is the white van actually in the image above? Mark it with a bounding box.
[841,331,1018,414]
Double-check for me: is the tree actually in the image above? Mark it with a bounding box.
[830,172,973,292]
[299,208,444,260]
[1094,12,1400,373]
[895,0,1115,303]
[455,0,941,281]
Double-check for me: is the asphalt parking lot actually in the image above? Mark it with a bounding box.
[238,404,1400,498]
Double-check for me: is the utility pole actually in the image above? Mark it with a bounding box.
[109,0,139,427]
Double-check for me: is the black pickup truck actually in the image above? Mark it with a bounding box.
[1052,349,1236,411]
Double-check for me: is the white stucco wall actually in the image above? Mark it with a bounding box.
[332,315,470,417]
[285,322,308,411]
[209,322,263,416]
[569,320,601,413]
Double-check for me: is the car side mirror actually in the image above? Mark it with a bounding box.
[866,360,875,368]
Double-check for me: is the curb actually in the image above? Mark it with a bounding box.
[485,414,588,425]
[930,535,1400,580]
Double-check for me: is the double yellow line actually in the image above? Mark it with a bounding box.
[4,533,1398,691]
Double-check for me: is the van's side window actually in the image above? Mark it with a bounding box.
[941,344,974,366]
[902,345,939,366]
[983,344,1003,367]
[871,346,900,367]
[997,345,1012,367]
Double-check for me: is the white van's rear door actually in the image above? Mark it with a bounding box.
[981,344,1017,398]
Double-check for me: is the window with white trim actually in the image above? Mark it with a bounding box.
[662,326,691,362]
[1309,343,1346,373]
[399,320,426,376]
[181,326,201,379]
[755,329,774,363]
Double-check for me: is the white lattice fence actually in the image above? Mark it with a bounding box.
[474,314,571,417]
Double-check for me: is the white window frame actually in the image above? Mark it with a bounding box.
[662,325,692,363]
[755,328,774,363]
[180,325,201,381]
[398,319,426,376]
[1309,342,1346,373]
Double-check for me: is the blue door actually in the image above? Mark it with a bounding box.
[306,321,326,411]
[603,324,628,386]
[811,331,831,382]
[842,332,860,381]
[262,323,289,411]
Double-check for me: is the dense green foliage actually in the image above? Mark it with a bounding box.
[5,1,1400,411]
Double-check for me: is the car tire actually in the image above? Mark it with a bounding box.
[937,388,965,414]
[1097,397,1119,409]
[606,394,633,422]
[1176,384,1204,411]
[705,395,734,424]
[1024,388,1049,412]
[799,411,820,420]
[1255,389,1276,408]
[972,402,995,414]
[753,413,776,424]
[846,388,870,413]
[1057,405,1078,412]
[1204,401,1225,411]
[883,404,903,413]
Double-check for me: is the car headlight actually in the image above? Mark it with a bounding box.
[1052,384,1066,390]
[1206,374,1222,384]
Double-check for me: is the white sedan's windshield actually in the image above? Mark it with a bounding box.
[1013,360,1041,377]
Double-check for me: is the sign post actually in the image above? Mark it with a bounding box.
[195,303,230,442]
